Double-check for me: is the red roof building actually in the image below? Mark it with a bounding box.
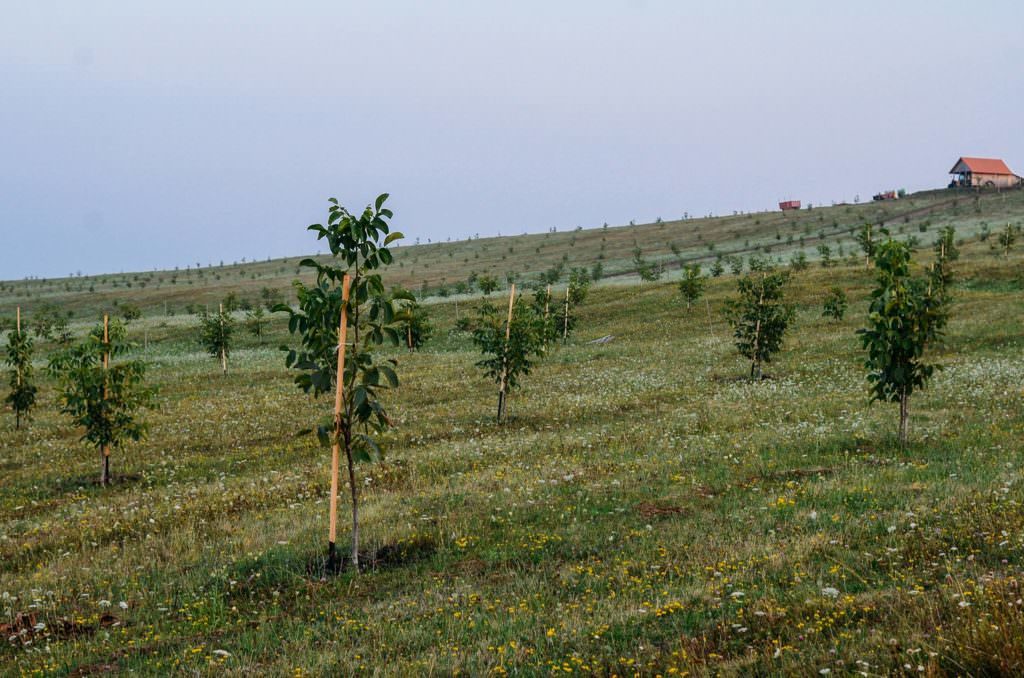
[949,157,1022,188]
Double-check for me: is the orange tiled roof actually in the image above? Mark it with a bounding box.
[950,157,1015,175]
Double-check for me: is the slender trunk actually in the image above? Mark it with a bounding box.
[101,450,110,485]
[345,429,359,570]
[497,389,506,423]
[16,411,20,430]
[899,390,909,447]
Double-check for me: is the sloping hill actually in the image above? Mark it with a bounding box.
[2,187,1022,321]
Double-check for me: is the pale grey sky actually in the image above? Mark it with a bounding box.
[2,1,1022,278]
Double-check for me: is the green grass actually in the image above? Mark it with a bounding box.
[2,196,1024,675]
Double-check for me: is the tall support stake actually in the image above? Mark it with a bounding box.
[102,314,110,484]
[328,274,351,568]
[563,287,570,342]
[497,284,515,422]
[15,307,21,430]
[219,303,227,374]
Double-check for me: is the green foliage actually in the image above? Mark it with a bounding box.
[32,302,72,343]
[996,223,1017,256]
[821,287,847,321]
[677,264,705,308]
[198,307,235,372]
[477,275,499,296]
[245,307,269,343]
[632,247,661,282]
[222,292,241,313]
[48,321,155,479]
[567,268,591,306]
[789,250,808,271]
[395,293,432,350]
[276,193,405,567]
[5,326,38,429]
[858,240,951,445]
[120,303,142,323]
[817,243,833,268]
[590,261,604,281]
[472,295,545,421]
[710,256,725,277]
[725,270,795,379]
[855,223,888,265]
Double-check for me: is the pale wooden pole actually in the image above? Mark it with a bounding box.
[563,287,570,342]
[328,274,351,567]
[497,284,515,421]
[219,303,227,374]
[15,307,21,387]
[102,314,110,484]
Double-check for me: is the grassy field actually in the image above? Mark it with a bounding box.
[2,193,1024,675]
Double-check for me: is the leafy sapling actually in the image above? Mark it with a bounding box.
[678,264,705,309]
[49,316,155,484]
[473,287,545,422]
[822,287,847,321]
[245,307,269,344]
[5,309,38,429]
[199,304,234,373]
[725,269,795,379]
[858,239,951,446]
[277,193,405,570]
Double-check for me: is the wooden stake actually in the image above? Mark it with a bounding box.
[497,284,515,422]
[15,307,21,387]
[102,314,110,484]
[219,303,226,374]
[563,287,570,341]
[328,274,351,565]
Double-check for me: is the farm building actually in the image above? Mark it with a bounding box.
[948,156,1022,189]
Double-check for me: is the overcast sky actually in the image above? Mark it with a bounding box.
[2,1,1022,279]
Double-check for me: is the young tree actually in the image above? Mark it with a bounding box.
[5,309,38,429]
[33,302,72,344]
[120,303,142,323]
[394,294,432,350]
[568,268,591,306]
[855,223,887,269]
[858,240,951,446]
[817,243,833,268]
[276,193,405,569]
[789,250,809,271]
[822,287,847,321]
[245,307,269,344]
[996,223,1016,257]
[477,275,499,296]
[725,270,795,379]
[49,316,155,484]
[473,286,545,422]
[199,305,234,373]
[678,264,705,309]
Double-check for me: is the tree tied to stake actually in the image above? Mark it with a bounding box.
[49,317,155,484]
[276,193,409,570]
[473,286,546,422]
[199,304,235,373]
[5,308,38,429]
[725,269,795,380]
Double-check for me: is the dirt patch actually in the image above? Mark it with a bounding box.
[638,502,688,518]
[308,534,437,577]
[2,611,120,646]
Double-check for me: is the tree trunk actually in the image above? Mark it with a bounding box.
[345,430,359,570]
[497,388,506,423]
[100,449,110,485]
[899,391,909,447]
